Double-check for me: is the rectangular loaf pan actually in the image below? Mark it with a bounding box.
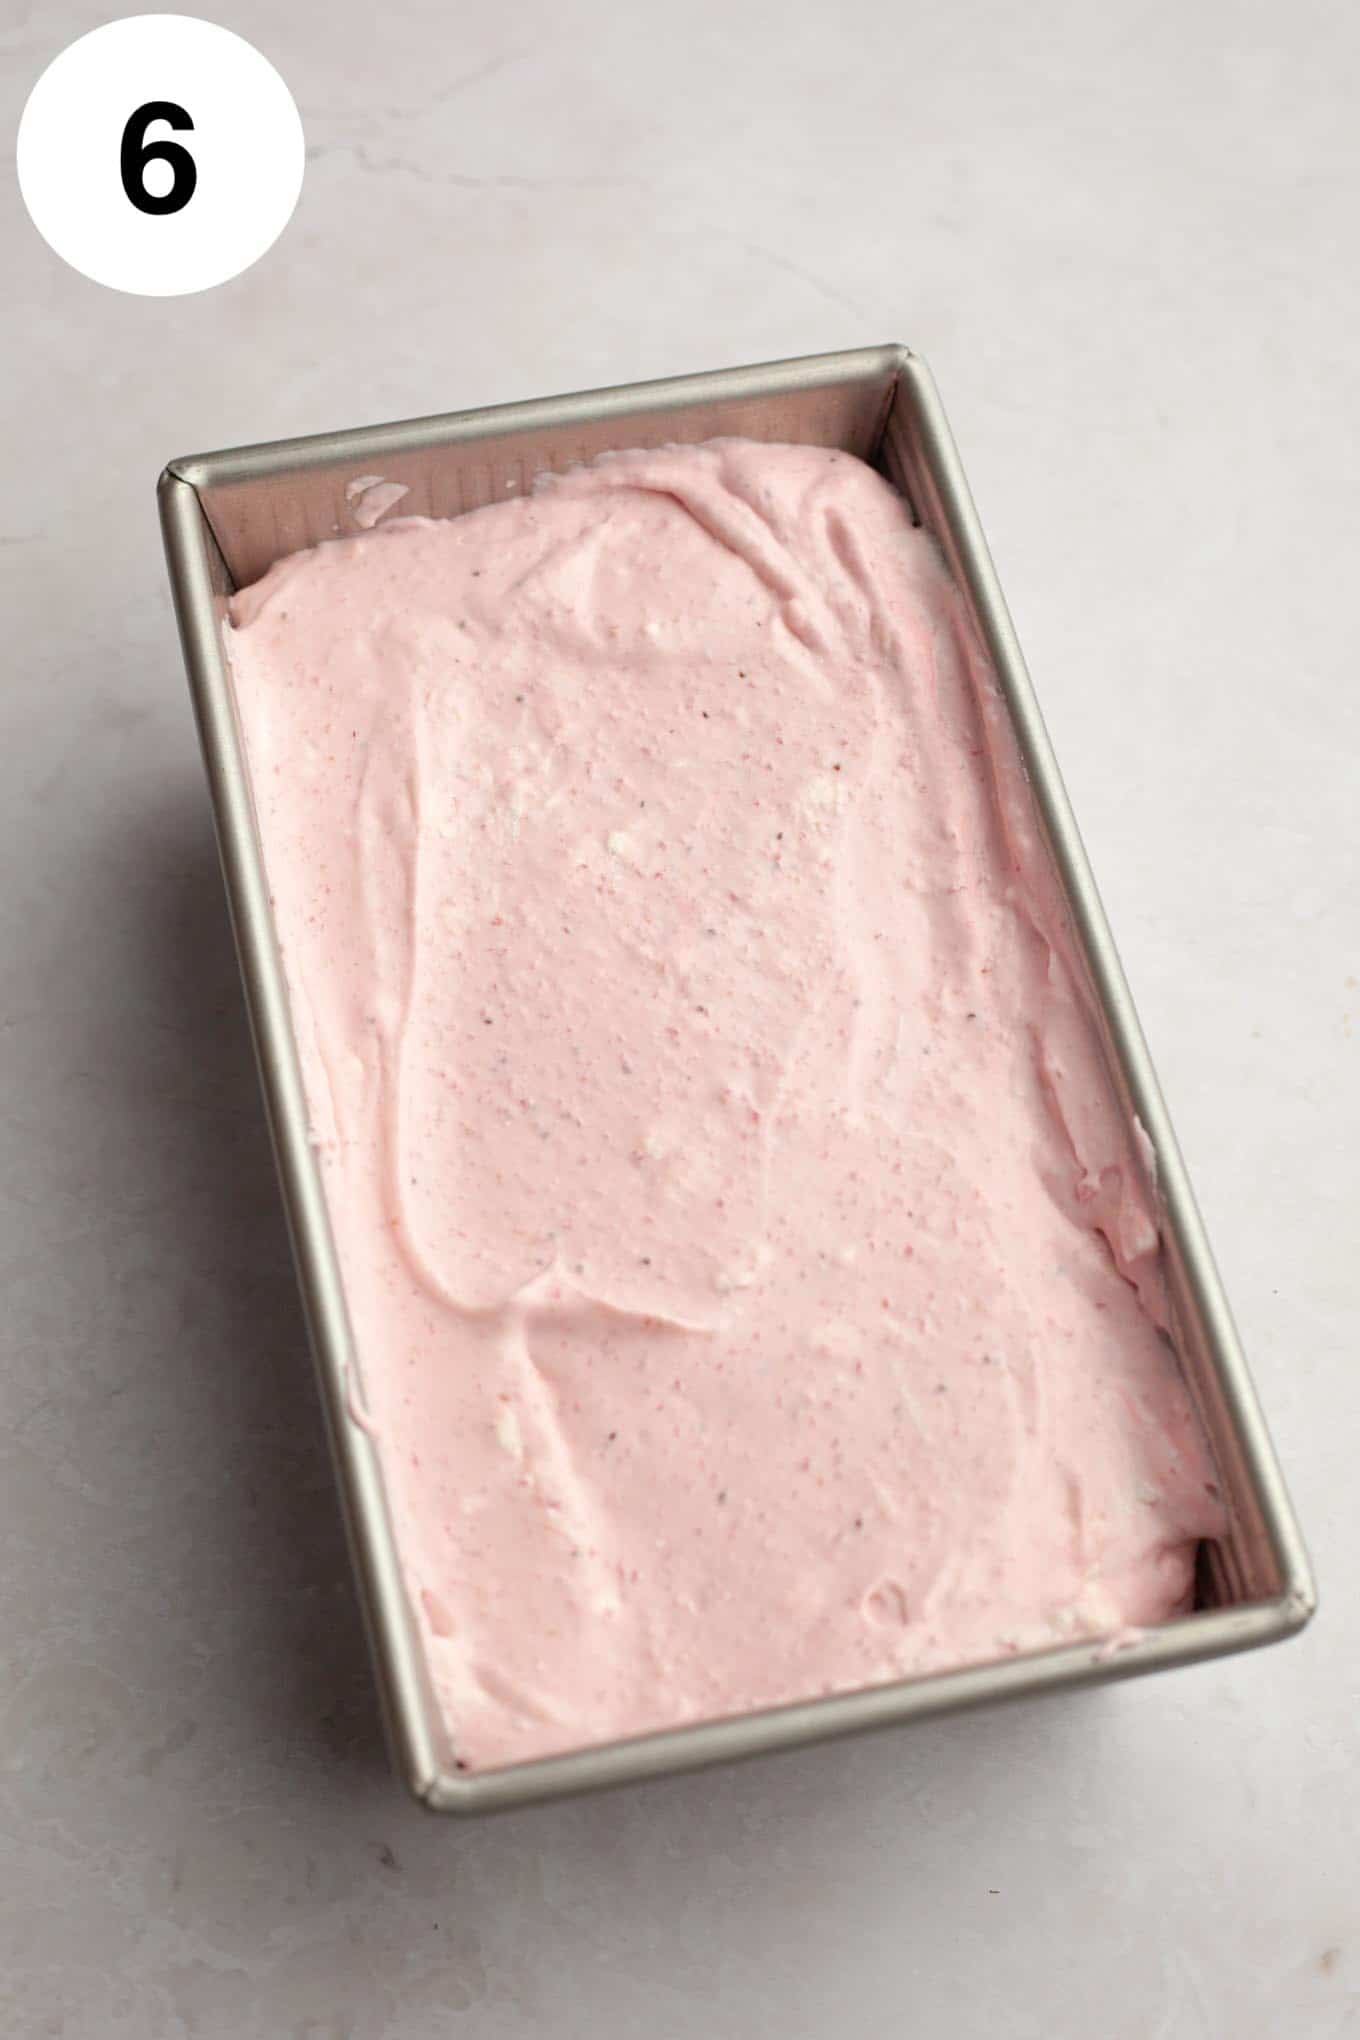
[159,346,1315,1814]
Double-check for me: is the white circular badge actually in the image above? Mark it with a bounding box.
[16,15,305,297]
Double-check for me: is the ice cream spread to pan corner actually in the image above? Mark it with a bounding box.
[225,437,1224,1770]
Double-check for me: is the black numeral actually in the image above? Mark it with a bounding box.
[120,101,197,216]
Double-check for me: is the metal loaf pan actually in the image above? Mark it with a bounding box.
[158,346,1315,1814]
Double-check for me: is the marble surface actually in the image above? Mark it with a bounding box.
[2,3,1356,2034]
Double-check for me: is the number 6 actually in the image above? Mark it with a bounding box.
[120,101,197,216]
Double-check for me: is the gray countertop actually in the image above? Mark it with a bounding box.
[2,3,1356,2034]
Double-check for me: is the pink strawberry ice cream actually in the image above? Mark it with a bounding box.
[226,439,1224,1771]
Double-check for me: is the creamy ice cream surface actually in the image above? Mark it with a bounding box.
[227,439,1224,1770]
